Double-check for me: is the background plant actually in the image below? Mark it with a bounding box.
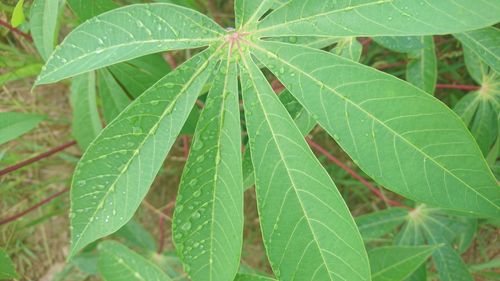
[0,0,499,280]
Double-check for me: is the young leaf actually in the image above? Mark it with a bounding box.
[10,0,25,27]
[35,3,224,85]
[69,47,221,257]
[173,56,243,281]
[421,219,473,281]
[251,40,500,217]
[0,249,19,280]
[235,0,275,29]
[463,46,489,84]
[355,208,409,242]
[369,245,438,281]
[114,219,157,252]
[70,72,102,150]
[256,0,500,37]
[239,51,370,281]
[406,36,437,95]
[0,112,44,145]
[454,27,500,74]
[98,68,131,123]
[98,241,171,281]
[30,0,63,60]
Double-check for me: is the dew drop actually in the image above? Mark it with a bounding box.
[192,211,201,219]
[288,36,297,43]
[193,190,201,198]
[181,222,192,231]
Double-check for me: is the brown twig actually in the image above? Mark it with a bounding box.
[306,138,407,208]
[0,188,69,226]
[436,84,480,91]
[0,19,32,42]
[0,141,77,177]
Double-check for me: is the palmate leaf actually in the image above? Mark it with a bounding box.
[98,241,171,281]
[35,3,223,85]
[69,46,221,256]
[369,245,438,281]
[251,40,500,217]
[172,55,243,281]
[454,27,500,74]
[256,0,500,37]
[240,50,370,281]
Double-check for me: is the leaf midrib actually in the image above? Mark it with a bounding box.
[255,0,393,35]
[251,41,498,213]
[71,47,222,255]
[241,51,337,281]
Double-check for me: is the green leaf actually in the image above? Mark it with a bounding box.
[369,245,438,281]
[251,40,500,217]
[67,0,120,21]
[10,0,25,27]
[463,46,490,84]
[420,218,473,281]
[0,111,45,145]
[30,0,63,60]
[235,0,275,29]
[98,68,131,124]
[355,208,409,242]
[98,241,171,281]
[234,274,277,281]
[0,63,42,86]
[454,27,500,74]
[256,0,500,37]
[406,36,437,94]
[35,3,224,85]
[69,47,221,257]
[70,72,102,150]
[172,55,243,281]
[373,36,424,53]
[114,219,157,252]
[332,37,363,61]
[239,50,370,281]
[0,249,19,280]
[454,91,499,155]
[107,53,171,99]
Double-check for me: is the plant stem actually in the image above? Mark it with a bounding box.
[0,141,77,177]
[0,19,32,42]
[0,188,69,226]
[436,84,480,91]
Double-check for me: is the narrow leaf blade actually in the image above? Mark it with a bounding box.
[454,27,500,74]
[30,0,63,60]
[252,40,500,217]
[70,47,220,256]
[173,55,243,281]
[406,36,437,95]
[0,112,45,145]
[36,3,224,85]
[240,51,370,281]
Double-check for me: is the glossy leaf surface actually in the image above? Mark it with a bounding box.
[240,51,369,281]
[69,47,220,256]
[252,40,500,217]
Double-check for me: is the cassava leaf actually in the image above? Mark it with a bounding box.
[0,112,45,145]
[30,0,63,60]
[173,55,243,281]
[251,40,500,217]
[406,36,437,95]
[332,37,363,61]
[70,72,102,150]
[10,0,25,27]
[355,208,409,242]
[373,36,424,53]
[67,0,120,21]
[98,68,131,124]
[463,46,490,84]
[239,50,370,281]
[256,0,500,37]
[69,47,221,257]
[35,3,224,85]
[369,245,438,281]
[235,0,275,29]
[98,241,171,281]
[454,27,500,74]
[234,274,277,281]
